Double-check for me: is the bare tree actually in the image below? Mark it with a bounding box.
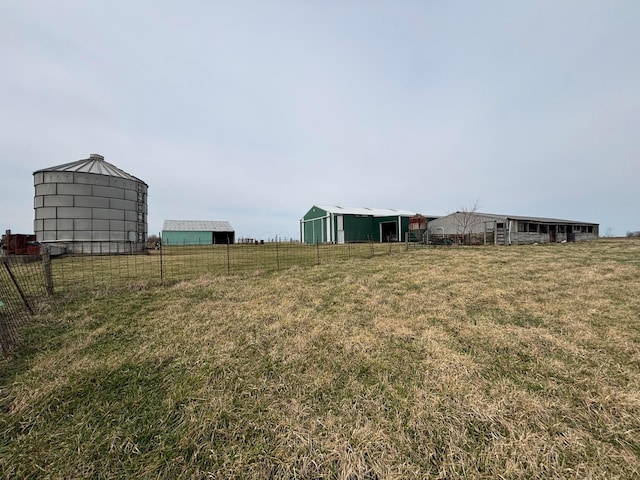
[603,227,615,238]
[454,199,482,236]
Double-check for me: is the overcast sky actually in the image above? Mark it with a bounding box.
[1,1,638,239]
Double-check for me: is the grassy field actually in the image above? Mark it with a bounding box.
[1,240,639,478]
[50,242,404,293]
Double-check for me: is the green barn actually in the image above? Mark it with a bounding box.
[162,220,235,245]
[300,205,416,244]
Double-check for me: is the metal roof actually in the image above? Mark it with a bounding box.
[452,212,598,225]
[34,154,146,184]
[163,220,235,232]
[315,205,417,217]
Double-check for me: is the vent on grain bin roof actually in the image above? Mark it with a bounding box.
[33,153,148,255]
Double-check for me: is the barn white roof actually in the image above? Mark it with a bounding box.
[315,205,417,217]
[163,220,235,232]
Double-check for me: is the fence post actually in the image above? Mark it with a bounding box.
[226,239,231,275]
[369,239,374,258]
[42,246,54,296]
[159,232,164,284]
[316,239,320,265]
[276,238,280,271]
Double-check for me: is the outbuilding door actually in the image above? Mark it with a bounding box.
[380,221,398,242]
[496,223,506,245]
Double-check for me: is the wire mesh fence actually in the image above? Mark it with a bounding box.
[1,240,411,356]
[50,241,407,294]
[408,232,497,246]
[0,255,50,356]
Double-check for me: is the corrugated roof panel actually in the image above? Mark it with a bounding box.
[34,154,146,184]
[163,220,235,232]
[315,205,417,217]
[463,212,599,225]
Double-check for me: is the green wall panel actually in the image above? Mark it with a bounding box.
[303,218,325,244]
[162,231,212,245]
[303,206,328,221]
[342,216,375,242]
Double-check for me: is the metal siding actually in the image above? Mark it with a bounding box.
[162,230,213,245]
[43,195,74,207]
[92,208,124,221]
[35,207,57,219]
[74,195,110,208]
[56,183,92,196]
[303,218,324,243]
[343,215,375,242]
[43,171,74,184]
[73,219,92,230]
[109,176,137,190]
[303,206,328,221]
[74,172,110,186]
[35,183,57,196]
[428,213,500,235]
[109,198,137,211]
[93,185,125,199]
[301,207,329,243]
[163,220,235,232]
[92,219,110,230]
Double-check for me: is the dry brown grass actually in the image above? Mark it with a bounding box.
[1,239,639,478]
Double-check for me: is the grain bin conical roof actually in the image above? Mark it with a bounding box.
[34,153,146,185]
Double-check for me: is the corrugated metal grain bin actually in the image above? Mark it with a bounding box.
[33,154,148,254]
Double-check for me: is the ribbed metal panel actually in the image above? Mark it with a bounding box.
[163,220,234,232]
[33,154,148,254]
